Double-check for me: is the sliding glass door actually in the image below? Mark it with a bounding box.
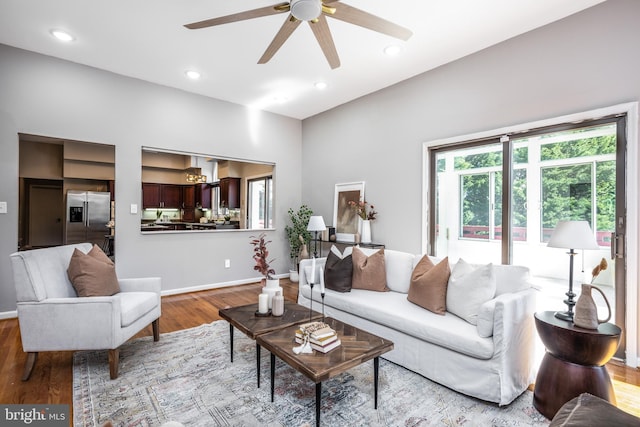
[428,116,627,358]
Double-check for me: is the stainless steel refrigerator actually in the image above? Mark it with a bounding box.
[66,191,111,246]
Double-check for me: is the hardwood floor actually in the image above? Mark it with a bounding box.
[1,279,638,420]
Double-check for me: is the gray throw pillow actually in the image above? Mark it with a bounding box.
[324,249,353,292]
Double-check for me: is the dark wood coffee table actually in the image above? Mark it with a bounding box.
[256,317,394,427]
[219,301,322,387]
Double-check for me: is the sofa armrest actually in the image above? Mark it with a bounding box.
[17,296,122,351]
[118,277,161,294]
[491,288,537,405]
[298,258,326,289]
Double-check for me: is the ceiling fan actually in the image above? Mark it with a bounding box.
[184,0,413,69]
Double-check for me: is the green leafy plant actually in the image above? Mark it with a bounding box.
[250,233,275,279]
[285,205,313,268]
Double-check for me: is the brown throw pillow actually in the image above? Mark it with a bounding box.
[324,249,353,292]
[407,256,451,314]
[67,246,120,297]
[351,247,388,292]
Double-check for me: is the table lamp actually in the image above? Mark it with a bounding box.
[547,220,600,321]
[307,215,326,258]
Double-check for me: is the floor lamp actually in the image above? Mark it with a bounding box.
[547,220,600,321]
[307,216,326,258]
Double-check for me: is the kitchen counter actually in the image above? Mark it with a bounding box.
[141,221,240,232]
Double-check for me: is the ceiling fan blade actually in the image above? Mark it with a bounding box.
[258,16,303,64]
[184,3,290,29]
[309,14,340,69]
[329,3,412,41]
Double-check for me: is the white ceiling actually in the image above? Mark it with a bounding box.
[0,0,605,120]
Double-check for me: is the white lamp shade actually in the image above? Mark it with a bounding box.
[547,220,599,250]
[307,215,326,232]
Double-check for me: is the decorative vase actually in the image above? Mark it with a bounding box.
[360,219,372,244]
[574,283,611,329]
[263,278,282,309]
[299,244,309,262]
[271,291,284,316]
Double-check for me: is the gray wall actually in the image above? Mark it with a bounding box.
[302,0,640,253]
[0,44,302,313]
[300,0,640,360]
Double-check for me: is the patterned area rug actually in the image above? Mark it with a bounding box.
[73,321,549,426]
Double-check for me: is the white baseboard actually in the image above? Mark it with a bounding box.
[0,310,17,320]
[160,274,289,297]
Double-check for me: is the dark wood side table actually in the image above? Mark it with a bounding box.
[533,311,622,420]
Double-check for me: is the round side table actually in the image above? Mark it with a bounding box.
[533,311,621,420]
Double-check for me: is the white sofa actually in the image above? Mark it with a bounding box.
[297,248,536,405]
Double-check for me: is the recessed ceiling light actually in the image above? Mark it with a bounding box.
[314,81,328,90]
[273,95,289,104]
[384,45,402,56]
[185,70,201,80]
[50,29,75,42]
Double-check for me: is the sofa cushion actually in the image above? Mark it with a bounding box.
[67,246,120,297]
[407,256,450,314]
[324,246,353,292]
[303,286,494,359]
[352,247,389,292]
[120,292,158,327]
[446,259,496,325]
[383,249,417,293]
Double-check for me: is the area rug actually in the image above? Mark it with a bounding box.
[73,321,549,426]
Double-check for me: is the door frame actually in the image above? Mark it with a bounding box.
[422,102,639,368]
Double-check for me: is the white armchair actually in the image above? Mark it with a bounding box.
[10,243,161,380]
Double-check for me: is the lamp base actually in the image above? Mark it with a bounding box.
[554,311,574,321]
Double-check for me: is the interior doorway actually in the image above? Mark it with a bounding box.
[27,182,63,247]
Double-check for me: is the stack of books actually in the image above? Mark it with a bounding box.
[295,321,341,353]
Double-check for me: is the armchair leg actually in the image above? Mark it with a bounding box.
[109,349,119,379]
[21,352,38,381]
[152,318,160,342]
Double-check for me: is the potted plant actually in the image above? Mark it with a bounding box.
[285,205,313,281]
[250,232,276,285]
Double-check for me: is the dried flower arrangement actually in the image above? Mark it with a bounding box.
[590,257,608,283]
[347,200,378,221]
[250,232,275,280]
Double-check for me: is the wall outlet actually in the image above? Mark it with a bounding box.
[130,204,138,214]
[224,259,230,268]
[0,201,7,214]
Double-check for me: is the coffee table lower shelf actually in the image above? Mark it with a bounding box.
[256,317,394,427]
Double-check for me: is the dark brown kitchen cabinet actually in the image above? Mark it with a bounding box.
[220,177,240,209]
[181,185,196,222]
[142,183,182,209]
[196,183,211,209]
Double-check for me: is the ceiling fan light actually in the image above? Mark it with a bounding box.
[290,0,322,21]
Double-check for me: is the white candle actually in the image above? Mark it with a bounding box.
[319,268,325,294]
[258,293,269,313]
[310,256,316,285]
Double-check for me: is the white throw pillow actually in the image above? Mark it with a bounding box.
[446,259,496,325]
[384,249,417,293]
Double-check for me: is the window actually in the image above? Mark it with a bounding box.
[247,176,273,229]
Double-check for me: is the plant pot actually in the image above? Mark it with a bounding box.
[289,269,299,282]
